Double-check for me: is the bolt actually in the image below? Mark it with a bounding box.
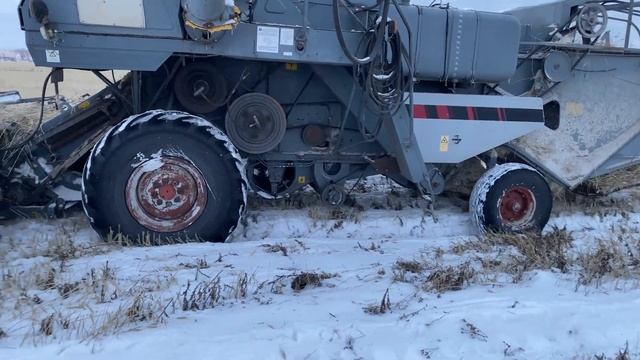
[249,114,262,129]
[512,202,522,212]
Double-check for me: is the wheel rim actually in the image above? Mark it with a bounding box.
[498,186,536,226]
[126,156,208,233]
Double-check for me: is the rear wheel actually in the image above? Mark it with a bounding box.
[470,163,552,234]
[82,110,247,244]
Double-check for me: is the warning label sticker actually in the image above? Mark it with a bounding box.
[280,28,294,46]
[45,50,60,63]
[440,135,449,152]
[256,26,280,53]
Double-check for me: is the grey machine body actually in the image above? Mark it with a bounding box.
[8,0,639,226]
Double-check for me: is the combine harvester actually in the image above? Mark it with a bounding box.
[0,0,638,242]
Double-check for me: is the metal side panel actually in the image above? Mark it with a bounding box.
[26,32,173,71]
[510,53,640,188]
[413,93,545,164]
[20,0,182,37]
[312,65,429,185]
[78,0,145,28]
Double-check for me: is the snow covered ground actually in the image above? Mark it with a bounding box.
[1,177,640,360]
[2,1,640,359]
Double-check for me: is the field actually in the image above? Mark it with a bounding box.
[0,61,107,99]
[2,21,640,360]
[1,62,640,358]
[1,181,640,360]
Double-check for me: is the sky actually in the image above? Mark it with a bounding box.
[0,0,555,50]
[0,1,24,50]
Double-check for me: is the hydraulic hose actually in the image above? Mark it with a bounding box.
[2,69,52,152]
[332,0,391,65]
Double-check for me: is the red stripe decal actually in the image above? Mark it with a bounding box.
[413,105,427,119]
[466,106,475,120]
[436,105,450,120]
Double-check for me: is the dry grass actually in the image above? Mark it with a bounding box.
[577,237,640,287]
[424,263,476,293]
[262,243,288,256]
[571,343,637,360]
[0,101,59,150]
[2,262,265,344]
[483,228,573,273]
[392,259,425,282]
[1,224,270,344]
[290,272,335,291]
[460,319,488,342]
[454,227,573,278]
[363,288,391,315]
[181,277,222,311]
[394,260,425,274]
[0,62,124,152]
[389,254,477,293]
[451,225,640,288]
[585,165,640,195]
[104,229,212,247]
[3,262,172,344]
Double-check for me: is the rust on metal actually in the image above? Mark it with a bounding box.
[498,186,536,224]
[126,156,207,232]
[372,156,400,176]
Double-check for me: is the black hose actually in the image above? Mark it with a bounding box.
[333,0,391,65]
[366,23,403,108]
[2,69,52,152]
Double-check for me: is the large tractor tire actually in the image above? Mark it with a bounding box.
[82,110,247,244]
[470,163,552,234]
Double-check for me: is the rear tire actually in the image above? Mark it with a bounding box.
[82,110,247,244]
[470,163,552,234]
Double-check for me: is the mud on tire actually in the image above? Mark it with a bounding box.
[470,163,552,234]
[82,110,247,244]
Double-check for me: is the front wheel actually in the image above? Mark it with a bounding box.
[470,163,552,234]
[82,110,247,244]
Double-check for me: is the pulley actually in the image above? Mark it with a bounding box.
[174,62,228,114]
[577,3,608,39]
[246,162,299,198]
[225,93,287,154]
[321,184,347,207]
[544,51,572,83]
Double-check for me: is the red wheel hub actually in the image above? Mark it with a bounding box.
[498,186,536,224]
[126,156,208,232]
[158,185,177,201]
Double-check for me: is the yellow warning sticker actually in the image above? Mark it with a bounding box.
[298,176,306,184]
[440,136,449,152]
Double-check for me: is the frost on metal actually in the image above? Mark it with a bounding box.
[181,113,249,228]
[14,162,39,183]
[470,162,540,234]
